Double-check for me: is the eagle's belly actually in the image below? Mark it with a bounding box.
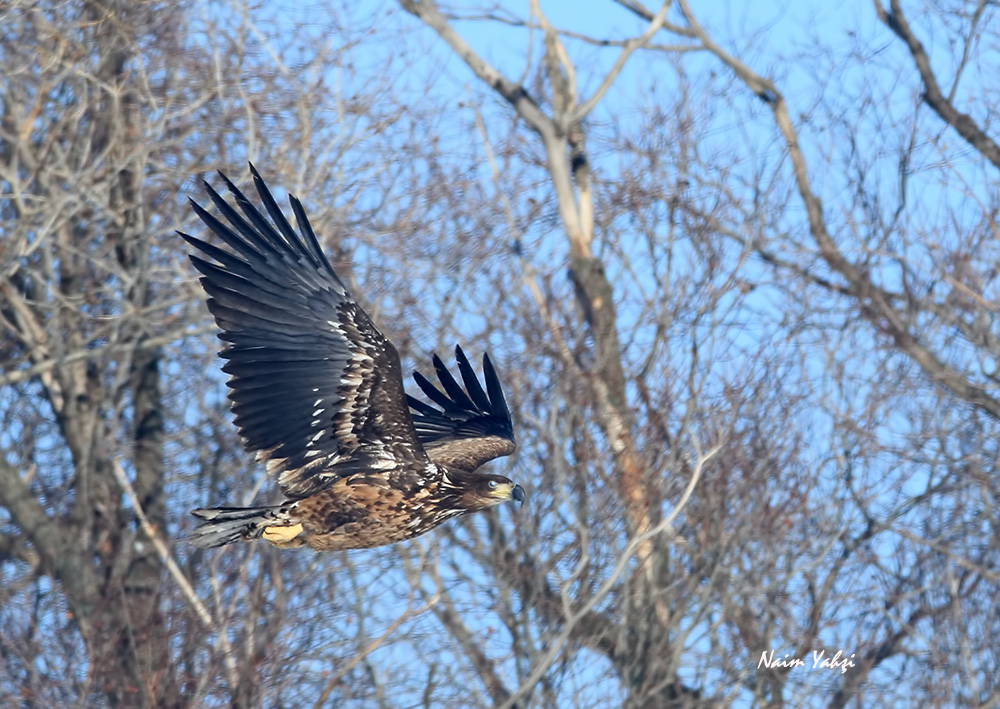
[304,516,425,551]
[290,476,463,551]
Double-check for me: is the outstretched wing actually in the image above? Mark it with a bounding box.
[181,164,429,499]
[406,346,516,471]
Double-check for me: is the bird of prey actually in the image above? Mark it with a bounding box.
[181,165,521,551]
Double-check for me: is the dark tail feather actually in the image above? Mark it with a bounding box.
[187,505,284,548]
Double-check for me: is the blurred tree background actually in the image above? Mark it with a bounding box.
[1,0,997,706]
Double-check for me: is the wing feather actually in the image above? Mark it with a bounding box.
[289,194,331,268]
[413,370,463,413]
[406,345,516,471]
[432,354,478,411]
[455,348,492,411]
[183,164,431,499]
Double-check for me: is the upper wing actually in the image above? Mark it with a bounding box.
[406,345,516,471]
[181,164,429,499]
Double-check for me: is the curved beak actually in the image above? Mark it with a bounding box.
[511,484,526,504]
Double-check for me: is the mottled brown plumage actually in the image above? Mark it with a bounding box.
[182,165,521,551]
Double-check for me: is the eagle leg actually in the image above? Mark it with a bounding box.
[262,522,305,547]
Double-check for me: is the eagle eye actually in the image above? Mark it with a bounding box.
[488,480,498,489]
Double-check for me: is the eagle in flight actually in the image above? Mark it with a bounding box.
[182,165,522,551]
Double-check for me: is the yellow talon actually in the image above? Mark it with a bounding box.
[262,522,304,547]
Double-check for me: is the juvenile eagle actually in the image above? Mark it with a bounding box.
[182,165,521,550]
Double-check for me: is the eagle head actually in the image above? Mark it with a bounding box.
[442,469,525,512]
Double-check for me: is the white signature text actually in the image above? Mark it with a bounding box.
[757,649,856,674]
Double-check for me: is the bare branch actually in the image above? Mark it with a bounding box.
[0,457,63,572]
[875,0,1000,169]
[447,11,697,52]
[398,0,554,140]
[570,1,671,125]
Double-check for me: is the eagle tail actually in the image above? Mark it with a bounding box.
[188,505,301,549]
